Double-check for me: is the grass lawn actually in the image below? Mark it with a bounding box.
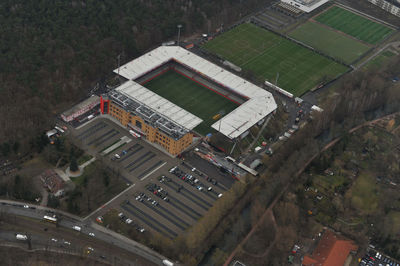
[315,6,394,44]
[385,211,400,236]
[202,23,349,96]
[349,172,379,215]
[289,21,370,64]
[144,70,239,135]
[313,173,349,195]
[363,50,396,70]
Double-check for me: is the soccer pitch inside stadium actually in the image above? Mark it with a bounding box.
[314,6,394,45]
[143,70,239,135]
[202,23,349,96]
[289,21,371,64]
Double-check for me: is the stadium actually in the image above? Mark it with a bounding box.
[100,46,277,156]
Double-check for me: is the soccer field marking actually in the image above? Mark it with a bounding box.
[202,23,349,96]
[314,5,394,45]
[144,70,238,135]
[289,21,372,64]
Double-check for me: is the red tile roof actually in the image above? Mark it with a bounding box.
[303,230,358,266]
[40,169,65,194]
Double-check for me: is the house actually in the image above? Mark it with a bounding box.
[302,230,358,266]
[40,169,65,197]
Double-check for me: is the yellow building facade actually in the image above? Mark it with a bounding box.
[108,102,193,156]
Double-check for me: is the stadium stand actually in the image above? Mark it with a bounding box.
[114,46,277,140]
[280,0,330,13]
[367,0,400,17]
[275,2,303,17]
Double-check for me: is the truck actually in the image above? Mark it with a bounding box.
[16,234,28,241]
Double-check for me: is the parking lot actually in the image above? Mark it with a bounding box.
[70,117,233,239]
[360,248,399,266]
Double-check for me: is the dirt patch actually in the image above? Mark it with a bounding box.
[0,246,104,266]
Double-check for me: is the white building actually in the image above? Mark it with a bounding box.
[280,0,330,13]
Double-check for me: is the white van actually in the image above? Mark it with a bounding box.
[16,234,28,241]
[72,225,81,232]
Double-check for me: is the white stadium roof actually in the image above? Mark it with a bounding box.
[115,80,203,130]
[114,46,277,139]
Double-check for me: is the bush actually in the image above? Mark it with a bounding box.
[47,194,60,208]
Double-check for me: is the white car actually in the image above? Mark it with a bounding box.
[89,232,95,237]
[63,241,71,245]
[88,246,94,251]
[23,205,29,209]
[125,218,133,224]
[51,238,58,242]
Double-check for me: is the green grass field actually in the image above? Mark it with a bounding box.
[349,172,379,215]
[144,70,238,135]
[315,6,394,45]
[289,21,370,64]
[363,50,396,70]
[202,23,349,96]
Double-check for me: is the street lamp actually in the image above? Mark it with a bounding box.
[177,24,182,46]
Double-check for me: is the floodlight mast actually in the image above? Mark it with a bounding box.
[177,24,182,46]
[117,54,122,83]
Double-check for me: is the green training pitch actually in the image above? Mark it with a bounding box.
[143,70,239,135]
[289,21,371,64]
[202,23,349,96]
[315,6,394,45]
[363,50,396,70]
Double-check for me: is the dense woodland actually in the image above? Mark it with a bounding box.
[0,0,267,150]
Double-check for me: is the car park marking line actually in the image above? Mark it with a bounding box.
[139,161,165,180]
[77,122,106,139]
[167,199,200,220]
[203,191,217,201]
[125,151,153,169]
[79,123,107,140]
[118,144,142,162]
[157,205,190,227]
[139,200,186,230]
[119,146,144,163]
[140,162,167,181]
[82,183,135,221]
[180,189,211,209]
[129,154,157,173]
[168,168,214,206]
[95,131,120,147]
[86,129,116,145]
[124,203,178,238]
[216,183,228,191]
[169,181,209,211]
[121,204,168,237]
[157,184,202,219]
[181,183,215,205]
[166,180,208,210]
[120,175,133,185]
[169,179,212,209]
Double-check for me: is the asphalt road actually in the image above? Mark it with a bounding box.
[0,200,165,265]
